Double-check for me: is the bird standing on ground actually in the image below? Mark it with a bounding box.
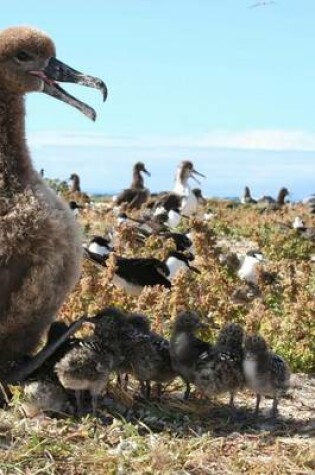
[120,313,176,399]
[170,310,213,400]
[55,308,125,414]
[0,26,106,372]
[195,323,245,408]
[243,334,291,417]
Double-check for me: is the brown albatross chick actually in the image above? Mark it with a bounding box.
[114,162,151,209]
[0,26,106,372]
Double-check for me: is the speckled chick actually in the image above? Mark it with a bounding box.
[195,323,245,407]
[121,313,177,399]
[0,26,105,367]
[243,334,291,417]
[170,310,214,400]
[55,308,125,414]
[21,380,69,418]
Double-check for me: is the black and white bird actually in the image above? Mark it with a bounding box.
[84,246,171,295]
[84,242,199,295]
[170,310,213,399]
[292,216,315,240]
[68,200,83,218]
[237,250,265,286]
[165,251,200,280]
[243,334,291,417]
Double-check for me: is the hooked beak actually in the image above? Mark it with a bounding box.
[30,57,107,121]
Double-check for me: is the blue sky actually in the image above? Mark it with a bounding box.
[1,1,315,199]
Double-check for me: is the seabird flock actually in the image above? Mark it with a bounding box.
[0,26,313,422]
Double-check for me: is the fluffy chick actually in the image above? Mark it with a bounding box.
[243,334,291,417]
[121,314,176,399]
[195,323,245,408]
[21,380,69,418]
[170,310,214,400]
[55,308,125,415]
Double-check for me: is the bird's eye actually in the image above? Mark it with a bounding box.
[15,51,33,62]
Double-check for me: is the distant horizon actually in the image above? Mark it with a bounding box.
[31,133,314,202]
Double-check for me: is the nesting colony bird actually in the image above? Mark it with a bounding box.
[0,26,106,371]
[292,216,315,240]
[165,251,200,280]
[114,162,151,210]
[55,308,125,414]
[243,334,291,417]
[195,323,245,408]
[258,187,290,207]
[85,245,200,295]
[170,310,213,399]
[120,312,176,399]
[237,250,265,286]
[153,161,206,217]
[69,173,90,204]
[69,200,83,218]
[241,186,257,204]
[69,173,81,193]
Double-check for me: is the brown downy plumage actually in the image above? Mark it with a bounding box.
[115,162,151,210]
[0,26,106,370]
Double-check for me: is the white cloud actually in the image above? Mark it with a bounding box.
[28,128,315,151]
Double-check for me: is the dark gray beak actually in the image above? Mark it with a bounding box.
[31,57,107,121]
[143,168,151,176]
[191,169,206,185]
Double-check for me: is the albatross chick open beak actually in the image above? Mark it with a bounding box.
[30,56,107,121]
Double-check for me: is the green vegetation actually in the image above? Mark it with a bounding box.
[1,198,314,474]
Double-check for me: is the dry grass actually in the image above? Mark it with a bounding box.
[0,197,314,474]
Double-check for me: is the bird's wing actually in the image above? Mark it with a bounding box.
[155,193,181,212]
[83,248,108,267]
[116,257,172,288]
[115,188,137,205]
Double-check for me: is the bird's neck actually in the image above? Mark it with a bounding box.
[131,169,144,189]
[174,171,189,195]
[0,92,32,197]
[71,177,81,192]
